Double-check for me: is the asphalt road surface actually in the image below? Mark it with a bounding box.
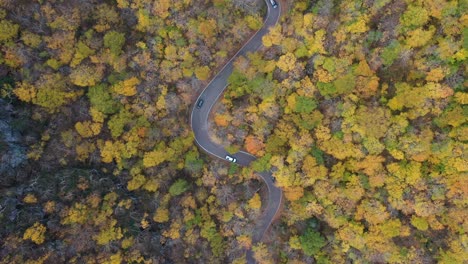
[190,0,283,262]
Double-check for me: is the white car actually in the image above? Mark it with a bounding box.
[269,0,278,8]
[225,155,237,163]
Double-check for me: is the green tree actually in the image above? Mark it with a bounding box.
[227,70,250,98]
[400,5,429,30]
[21,31,42,48]
[295,96,317,113]
[300,227,326,256]
[411,216,429,231]
[332,73,355,96]
[185,150,204,173]
[381,40,402,66]
[33,74,81,111]
[169,179,189,196]
[71,41,95,67]
[251,153,272,172]
[0,19,19,43]
[104,31,125,56]
[107,109,133,138]
[87,84,121,114]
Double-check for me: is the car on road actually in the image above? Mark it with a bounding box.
[196,99,204,109]
[269,0,278,8]
[225,155,237,163]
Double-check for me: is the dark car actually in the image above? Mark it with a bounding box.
[196,99,204,109]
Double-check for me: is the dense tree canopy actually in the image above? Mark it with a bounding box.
[0,0,265,263]
[1,0,467,263]
[213,0,468,262]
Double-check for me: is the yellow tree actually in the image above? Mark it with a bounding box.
[337,222,365,251]
[237,234,252,248]
[93,4,119,32]
[100,140,124,164]
[262,25,283,47]
[75,121,102,138]
[379,219,405,239]
[355,200,390,226]
[13,82,37,103]
[426,67,446,82]
[143,148,169,168]
[198,19,217,39]
[23,194,37,204]
[253,243,274,264]
[143,178,160,192]
[112,77,140,96]
[76,141,96,161]
[248,193,262,210]
[306,29,326,55]
[387,161,422,186]
[94,219,123,245]
[405,27,435,48]
[355,59,374,77]
[347,106,391,139]
[23,222,46,245]
[195,66,210,80]
[69,64,104,87]
[284,186,304,201]
[346,15,369,34]
[61,202,89,225]
[153,0,171,18]
[302,155,328,186]
[163,221,182,239]
[277,53,297,72]
[127,174,147,191]
[154,207,170,223]
[21,31,42,48]
[349,155,385,177]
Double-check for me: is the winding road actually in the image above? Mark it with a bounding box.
[190,0,282,262]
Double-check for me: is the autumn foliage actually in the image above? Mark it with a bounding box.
[244,135,265,155]
[214,0,468,262]
[1,0,467,263]
[0,0,264,263]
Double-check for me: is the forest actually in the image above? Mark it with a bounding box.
[0,0,467,263]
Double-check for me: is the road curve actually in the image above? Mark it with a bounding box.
[189,0,283,262]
